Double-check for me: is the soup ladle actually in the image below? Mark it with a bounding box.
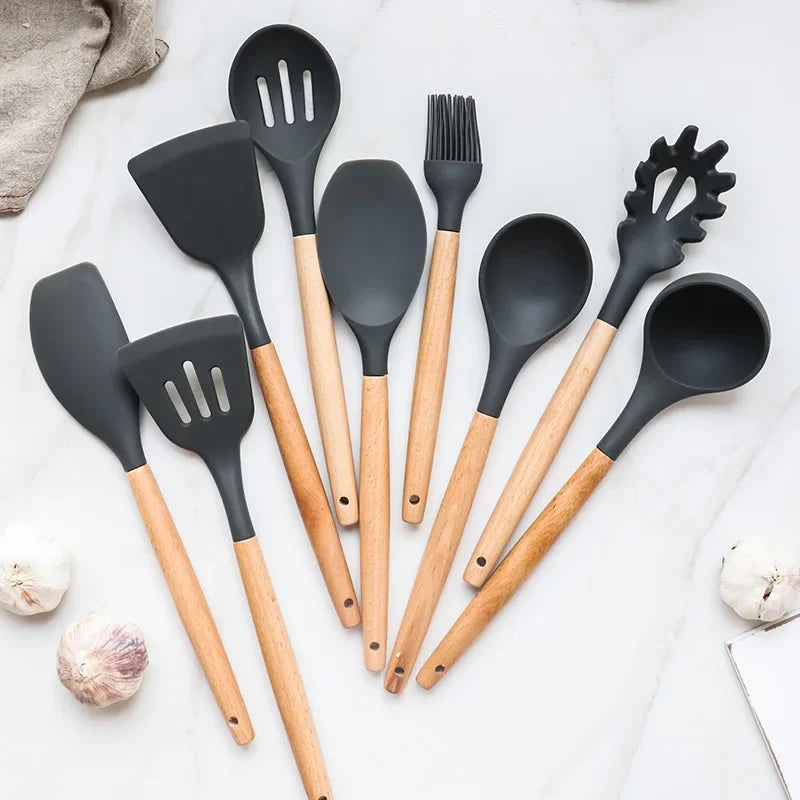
[385,213,592,693]
[418,272,770,689]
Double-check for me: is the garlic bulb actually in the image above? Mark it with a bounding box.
[720,538,800,621]
[57,611,148,707]
[0,523,71,615]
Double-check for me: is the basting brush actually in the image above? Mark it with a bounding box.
[402,94,482,524]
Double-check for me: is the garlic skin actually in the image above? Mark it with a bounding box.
[720,538,800,622]
[57,612,148,707]
[0,523,71,615]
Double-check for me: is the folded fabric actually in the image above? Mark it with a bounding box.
[0,0,167,213]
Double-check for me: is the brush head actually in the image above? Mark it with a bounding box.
[425,95,481,163]
[424,94,483,232]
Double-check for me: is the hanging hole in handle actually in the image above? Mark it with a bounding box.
[369,641,380,651]
[434,665,446,674]
[393,666,405,677]
[476,556,487,567]
[343,598,354,609]
[228,716,239,725]
[408,494,420,505]
[339,496,350,506]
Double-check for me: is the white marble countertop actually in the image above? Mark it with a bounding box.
[1,1,797,797]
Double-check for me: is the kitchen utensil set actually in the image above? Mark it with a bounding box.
[27,20,768,800]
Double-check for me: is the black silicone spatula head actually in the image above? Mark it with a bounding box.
[478,214,593,416]
[599,125,736,327]
[128,121,269,348]
[317,159,427,375]
[598,273,770,459]
[229,24,340,235]
[30,262,145,471]
[118,316,256,542]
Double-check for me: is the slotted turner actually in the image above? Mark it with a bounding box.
[128,121,359,628]
[230,24,358,524]
[118,316,330,800]
[464,125,737,587]
[30,264,252,743]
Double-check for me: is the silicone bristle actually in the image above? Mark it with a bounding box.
[425,94,481,163]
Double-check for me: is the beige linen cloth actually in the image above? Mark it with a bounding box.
[0,0,167,212]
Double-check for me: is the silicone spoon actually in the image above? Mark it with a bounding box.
[465,125,736,587]
[230,24,358,525]
[419,273,770,689]
[386,214,592,693]
[128,121,359,628]
[30,264,252,745]
[119,316,330,800]
[316,159,426,670]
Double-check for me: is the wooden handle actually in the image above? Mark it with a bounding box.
[359,375,390,671]
[463,319,617,587]
[294,234,358,526]
[402,230,461,524]
[251,343,360,629]
[234,537,331,799]
[418,448,613,689]
[385,411,497,693]
[127,465,253,745]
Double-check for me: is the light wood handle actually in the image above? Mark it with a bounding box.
[234,537,331,800]
[359,375,390,671]
[402,230,461,524]
[463,319,617,587]
[418,448,613,689]
[127,465,253,745]
[294,234,358,526]
[385,411,498,693]
[251,343,360,629]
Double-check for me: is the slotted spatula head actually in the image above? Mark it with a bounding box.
[317,159,427,375]
[599,125,736,327]
[229,24,341,235]
[128,122,269,348]
[118,316,254,463]
[30,262,145,472]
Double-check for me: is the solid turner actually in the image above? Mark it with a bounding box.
[317,160,427,671]
[118,316,330,800]
[420,273,769,689]
[30,264,252,745]
[464,125,737,588]
[128,121,360,628]
[386,214,592,693]
[230,24,358,525]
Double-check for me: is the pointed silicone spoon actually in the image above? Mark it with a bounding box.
[128,121,359,628]
[230,23,358,525]
[30,264,252,745]
[317,160,427,671]
[385,214,592,693]
[464,125,736,588]
[119,316,331,800]
[419,273,770,689]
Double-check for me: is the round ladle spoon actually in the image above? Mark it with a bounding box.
[385,214,592,693]
[230,24,358,524]
[464,125,736,587]
[418,273,770,689]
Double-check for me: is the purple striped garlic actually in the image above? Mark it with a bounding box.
[57,611,148,707]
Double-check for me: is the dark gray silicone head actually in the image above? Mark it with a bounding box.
[229,24,340,236]
[599,126,736,328]
[317,159,427,376]
[128,121,269,348]
[118,316,256,542]
[477,214,593,417]
[29,263,145,472]
[598,273,770,460]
